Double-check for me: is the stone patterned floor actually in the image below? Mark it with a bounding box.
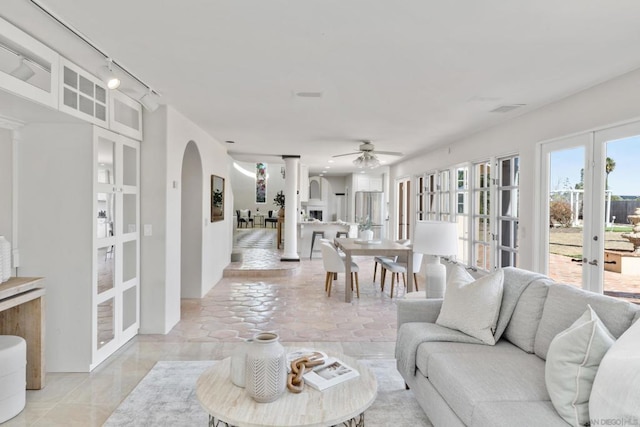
[147,230,416,342]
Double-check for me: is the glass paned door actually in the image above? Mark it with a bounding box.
[543,139,590,288]
[595,124,640,303]
[396,178,411,240]
[540,123,640,300]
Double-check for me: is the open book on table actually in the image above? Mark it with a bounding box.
[303,357,360,391]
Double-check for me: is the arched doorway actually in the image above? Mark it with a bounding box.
[181,140,203,298]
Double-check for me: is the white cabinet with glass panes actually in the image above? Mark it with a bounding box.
[59,57,109,127]
[18,123,139,372]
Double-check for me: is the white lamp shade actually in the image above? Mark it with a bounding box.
[413,220,458,256]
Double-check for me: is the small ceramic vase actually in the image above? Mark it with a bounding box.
[245,332,287,403]
[359,229,374,241]
[230,338,252,388]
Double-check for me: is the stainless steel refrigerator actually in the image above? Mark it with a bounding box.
[354,191,385,240]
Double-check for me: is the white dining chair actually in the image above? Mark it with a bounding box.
[381,252,423,298]
[320,242,360,298]
[375,239,410,288]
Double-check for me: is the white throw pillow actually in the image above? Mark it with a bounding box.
[589,315,640,423]
[435,269,504,345]
[240,209,249,218]
[545,305,615,427]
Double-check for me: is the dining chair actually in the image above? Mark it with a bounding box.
[381,252,423,298]
[265,210,278,228]
[236,210,248,228]
[320,242,359,298]
[374,239,410,286]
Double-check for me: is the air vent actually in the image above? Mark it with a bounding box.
[295,91,323,98]
[490,104,526,113]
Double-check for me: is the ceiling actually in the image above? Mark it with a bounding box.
[3,1,640,175]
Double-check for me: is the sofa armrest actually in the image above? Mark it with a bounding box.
[397,298,443,328]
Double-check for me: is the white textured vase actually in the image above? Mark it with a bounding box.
[245,332,287,403]
[359,229,374,241]
[230,338,252,388]
[0,236,10,282]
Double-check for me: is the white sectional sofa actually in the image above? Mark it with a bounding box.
[395,267,640,427]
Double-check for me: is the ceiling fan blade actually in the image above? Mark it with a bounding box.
[374,151,404,156]
[332,152,361,158]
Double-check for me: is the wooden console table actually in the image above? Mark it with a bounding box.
[0,277,45,389]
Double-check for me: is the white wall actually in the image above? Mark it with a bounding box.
[180,141,203,298]
[140,105,232,334]
[0,129,12,242]
[390,67,640,272]
[231,160,285,217]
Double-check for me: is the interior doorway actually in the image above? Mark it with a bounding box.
[181,140,203,298]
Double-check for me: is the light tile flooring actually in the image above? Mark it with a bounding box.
[8,229,411,426]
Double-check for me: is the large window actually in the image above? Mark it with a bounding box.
[456,166,470,265]
[438,170,451,222]
[415,156,519,271]
[497,156,519,268]
[472,162,492,271]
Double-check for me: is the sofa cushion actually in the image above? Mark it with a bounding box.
[634,310,640,325]
[504,280,550,353]
[494,267,548,342]
[590,312,640,423]
[545,306,615,426]
[415,340,523,378]
[534,284,638,360]
[436,269,504,345]
[429,351,549,425]
[471,401,570,427]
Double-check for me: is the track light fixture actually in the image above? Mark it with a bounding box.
[139,89,160,112]
[10,56,35,81]
[96,58,121,89]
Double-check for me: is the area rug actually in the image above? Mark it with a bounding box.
[104,359,431,426]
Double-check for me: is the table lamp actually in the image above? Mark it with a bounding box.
[413,221,458,298]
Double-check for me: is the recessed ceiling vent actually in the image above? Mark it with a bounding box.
[490,104,526,113]
[295,91,323,98]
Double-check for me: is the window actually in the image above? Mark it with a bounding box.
[438,170,451,222]
[416,175,426,221]
[472,162,492,271]
[456,166,470,265]
[497,156,519,267]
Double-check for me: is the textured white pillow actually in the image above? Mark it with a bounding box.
[589,315,640,423]
[435,269,504,345]
[240,209,250,218]
[545,305,615,427]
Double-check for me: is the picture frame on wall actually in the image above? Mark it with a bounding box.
[211,175,224,222]
[256,162,266,203]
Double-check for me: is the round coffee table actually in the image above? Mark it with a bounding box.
[196,353,377,427]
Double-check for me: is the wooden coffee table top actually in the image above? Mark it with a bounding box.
[196,353,378,427]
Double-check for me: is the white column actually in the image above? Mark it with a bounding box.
[282,156,300,261]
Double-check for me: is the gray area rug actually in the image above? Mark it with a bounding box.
[104,359,431,426]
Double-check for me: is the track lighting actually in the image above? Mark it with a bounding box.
[10,56,35,81]
[139,89,160,112]
[96,58,121,89]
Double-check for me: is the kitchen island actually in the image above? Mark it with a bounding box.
[297,221,358,258]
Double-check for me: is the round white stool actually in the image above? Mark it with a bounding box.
[0,335,26,424]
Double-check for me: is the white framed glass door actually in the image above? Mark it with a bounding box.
[396,177,411,240]
[538,121,640,300]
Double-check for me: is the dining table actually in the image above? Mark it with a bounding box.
[334,238,413,303]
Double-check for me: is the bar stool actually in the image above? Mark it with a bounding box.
[336,231,348,238]
[310,231,325,259]
[0,335,26,424]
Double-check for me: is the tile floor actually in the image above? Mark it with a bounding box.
[8,230,409,426]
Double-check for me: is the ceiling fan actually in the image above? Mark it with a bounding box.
[332,141,403,169]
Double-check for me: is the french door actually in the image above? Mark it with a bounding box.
[396,177,411,240]
[539,121,640,299]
